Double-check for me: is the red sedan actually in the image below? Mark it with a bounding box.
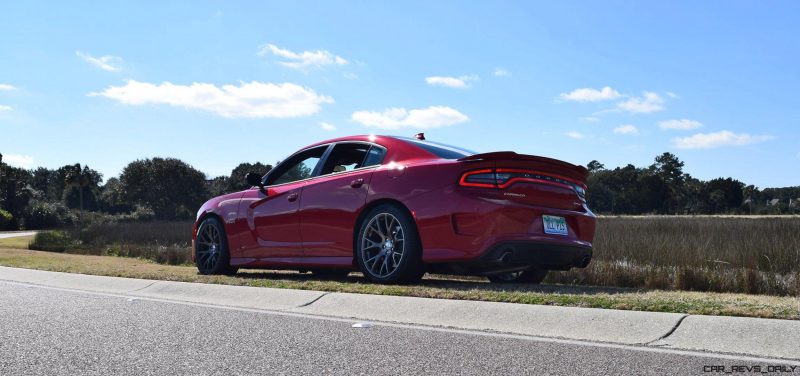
[193,134,596,284]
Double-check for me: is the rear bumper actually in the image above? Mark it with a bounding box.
[474,241,593,271]
[408,188,597,265]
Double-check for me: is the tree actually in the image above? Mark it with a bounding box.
[98,177,132,213]
[119,158,208,219]
[0,153,34,229]
[227,162,272,193]
[649,152,686,214]
[207,176,229,197]
[63,164,103,214]
[587,160,605,173]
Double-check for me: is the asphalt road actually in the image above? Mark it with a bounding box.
[0,282,795,376]
[0,231,36,239]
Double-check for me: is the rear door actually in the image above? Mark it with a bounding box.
[299,143,386,258]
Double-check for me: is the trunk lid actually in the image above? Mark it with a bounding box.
[458,152,588,210]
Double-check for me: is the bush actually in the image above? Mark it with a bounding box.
[29,231,74,252]
[24,201,76,229]
[0,209,12,230]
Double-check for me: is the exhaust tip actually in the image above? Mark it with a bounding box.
[497,250,514,265]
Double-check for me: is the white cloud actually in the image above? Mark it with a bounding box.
[351,106,469,129]
[320,122,337,131]
[666,91,680,99]
[90,80,334,118]
[493,68,510,77]
[559,86,621,102]
[76,51,123,72]
[616,92,664,113]
[0,84,16,91]
[672,131,772,149]
[613,124,639,135]
[565,131,586,139]
[257,44,347,70]
[425,75,478,89]
[0,105,11,112]
[659,119,703,130]
[3,154,34,169]
[579,116,600,123]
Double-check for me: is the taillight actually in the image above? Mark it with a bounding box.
[460,168,588,201]
[459,169,498,188]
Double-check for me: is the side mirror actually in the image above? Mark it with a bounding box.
[245,172,267,195]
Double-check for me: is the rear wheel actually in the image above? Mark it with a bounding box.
[195,217,237,275]
[356,204,424,284]
[487,268,548,284]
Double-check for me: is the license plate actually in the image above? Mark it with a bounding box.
[543,215,568,235]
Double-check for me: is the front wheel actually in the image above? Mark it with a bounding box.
[356,204,424,284]
[195,217,237,275]
[487,269,548,284]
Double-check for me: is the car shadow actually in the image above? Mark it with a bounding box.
[231,270,639,296]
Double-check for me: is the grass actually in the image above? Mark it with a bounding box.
[18,215,800,297]
[0,235,34,249]
[0,246,798,320]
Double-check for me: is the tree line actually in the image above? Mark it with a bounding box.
[0,151,798,230]
[586,152,800,215]
[0,152,271,229]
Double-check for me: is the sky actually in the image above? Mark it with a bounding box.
[1,1,798,188]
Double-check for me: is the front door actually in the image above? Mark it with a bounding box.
[238,145,327,260]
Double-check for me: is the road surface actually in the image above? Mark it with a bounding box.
[0,282,795,375]
[0,231,36,239]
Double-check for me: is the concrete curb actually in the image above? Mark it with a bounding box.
[1,266,798,360]
[651,315,800,360]
[290,292,684,345]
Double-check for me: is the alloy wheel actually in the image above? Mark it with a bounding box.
[360,213,405,278]
[196,222,222,271]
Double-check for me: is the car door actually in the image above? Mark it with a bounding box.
[299,143,387,258]
[237,145,328,260]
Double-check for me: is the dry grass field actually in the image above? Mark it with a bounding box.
[549,217,800,296]
[22,216,800,296]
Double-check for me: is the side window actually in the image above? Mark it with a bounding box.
[267,146,326,185]
[362,145,387,167]
[319,143,372,175]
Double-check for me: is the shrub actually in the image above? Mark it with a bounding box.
[24,201,76,229]
[29,231,74,252]
[0,209,12,230]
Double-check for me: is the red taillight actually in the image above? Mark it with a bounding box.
[459,169,498,188]
[460,168,587,201]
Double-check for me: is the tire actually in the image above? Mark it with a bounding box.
[487,268,548,284]
[195,217,237,275]
[355,204,424,284]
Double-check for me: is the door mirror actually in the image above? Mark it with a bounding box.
[246,172,267,195]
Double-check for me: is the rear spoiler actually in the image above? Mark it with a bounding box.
[458,151,588,181]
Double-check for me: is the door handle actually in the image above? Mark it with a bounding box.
[350,178,364,188]
[287,192,299,202]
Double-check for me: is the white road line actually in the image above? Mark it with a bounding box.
[3,280,799,365]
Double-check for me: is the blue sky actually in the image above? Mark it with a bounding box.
[1,1,798,187]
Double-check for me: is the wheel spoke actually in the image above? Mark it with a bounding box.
[362,238,381,250]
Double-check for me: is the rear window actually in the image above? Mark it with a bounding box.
[399,138,476,159]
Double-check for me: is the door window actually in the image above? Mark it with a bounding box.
[266,146,326,185]
[319,143,383,175]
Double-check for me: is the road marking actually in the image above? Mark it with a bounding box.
[2,279,799,365]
